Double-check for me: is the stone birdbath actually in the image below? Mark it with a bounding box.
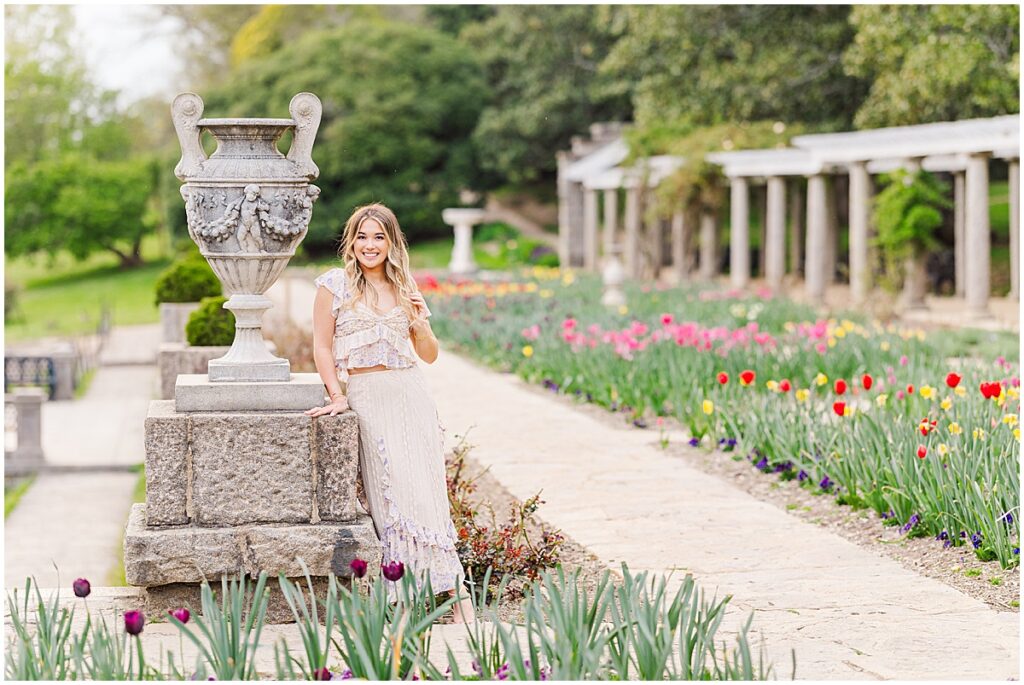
[442,207,486,276]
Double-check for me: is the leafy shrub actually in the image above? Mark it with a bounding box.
[475,222,519,243]
[446,432,564,596]
[154,257,222,305]
[185,296,235,347]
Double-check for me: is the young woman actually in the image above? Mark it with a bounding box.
[304,203,475,623]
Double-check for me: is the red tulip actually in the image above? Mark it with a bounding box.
[861,374,873,391]
[832,401,846,417]
[834,379,847,395]
[124,610,145,635]
[382,561,405,581]
[980,381,1002,399]
[779,379,792,393]
[906,384,914,395]
[169,607,190,624]
[349,558,368,578]
[740,370,755,386]
[717,372,729,385]
[945,372,961,388]
[917,445,927,459]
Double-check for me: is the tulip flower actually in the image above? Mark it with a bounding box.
[349,558,368,578]
[314,667,332,681]
[702,400,714,415]
[169,607,190,624]
[815,373,828,386]
[73,578,91,598]
[899,355,909,366]
[946,372,962,388]
[739,370,755,386]
[917,445,927,459]
[905,384,914,395]
[861,374,873,390]
[717,372,729,385]
[382,561,405,581]
[779,379,792,392]
[522,345,534,358]
[795,389,810,402]
[766,380,778,391]
[834,379,847,395]
[832,401,846,417]
[661,313,674,326]
[875,394,888,407]
[124,610,145,635]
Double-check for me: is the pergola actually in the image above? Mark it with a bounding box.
[557,126,684,280]
[708,115,1020,316]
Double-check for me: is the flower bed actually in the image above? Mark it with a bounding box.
[420,268,1021,568]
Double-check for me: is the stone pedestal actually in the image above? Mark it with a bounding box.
[442,208,485,276]
[159,342,280,400]
[159,302,202,344]
[125,401,382,623]
[174,373,326,412]
[4,388,46,476]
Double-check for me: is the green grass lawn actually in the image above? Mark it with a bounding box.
[5,234,170,342]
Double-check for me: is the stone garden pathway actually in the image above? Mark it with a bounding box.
[5,324,159,590]
[419,346,1020,680]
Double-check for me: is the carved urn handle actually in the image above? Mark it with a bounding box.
[171,93,208,181]
[287,92,322,180]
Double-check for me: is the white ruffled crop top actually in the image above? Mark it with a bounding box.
[313,267,431,384]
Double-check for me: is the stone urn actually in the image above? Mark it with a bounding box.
[442,207,486,276]
[172,92,322,382]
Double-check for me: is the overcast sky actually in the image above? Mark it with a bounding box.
[72,4,186,106]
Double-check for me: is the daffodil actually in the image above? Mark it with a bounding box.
[795,389,810,402]
[919,385,935,400]
[815,373,828,386]
[521,345,534,358]
[954,386,967,397]
[1015,428,1021,441]
[835,328,847,339]
[973,427,986,440]
[766,380,779,391]
[875,394,888,407]
[1002,414,1018,427]
[940,397,953,411]
[938,443,949,456]
[948,422,962,435]
[702,399,714,415]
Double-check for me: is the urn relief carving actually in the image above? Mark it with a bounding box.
[172,92,322,382]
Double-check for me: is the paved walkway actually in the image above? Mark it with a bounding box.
[5,324,159,590]
[418,346,1019,680]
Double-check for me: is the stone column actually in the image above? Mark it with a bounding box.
[699,210,717,281]
[805,174,828,304]
[671,205,689,282]
[647,207,664,282]
[583,188,599,270]
[624,185,641,279]
[730,176,750,289]
[602,188,618,255]
[848,161,871,303]
[964,152,991,317]
[954,171,966,297]
[824,176,837,283]
[765,176,786,290]
[757,184,768,278]
[1010,158,1019,300]
[556,151,572,269]
[789,180,803,276]
[5,388,46,475]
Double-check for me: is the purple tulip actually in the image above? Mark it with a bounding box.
[381,561,404,581]
[314,667,331,680]
[124,609,145,635]
[73,578,91,598]
[170,607,190,624]
[349,558,368,578]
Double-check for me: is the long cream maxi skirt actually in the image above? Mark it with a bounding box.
[345,364,467,600]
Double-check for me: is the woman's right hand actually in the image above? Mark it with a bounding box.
[304,397,350,417]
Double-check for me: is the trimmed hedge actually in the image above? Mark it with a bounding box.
[185,296,235,346]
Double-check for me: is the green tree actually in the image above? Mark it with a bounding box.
[461,5,633,187]
[425,5,496,36]
[600,5,865,133]
[844,5,1020,127]
[204,20,487,253]
[5,155,157,268]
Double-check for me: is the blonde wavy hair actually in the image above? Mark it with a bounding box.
[336,203,420,321]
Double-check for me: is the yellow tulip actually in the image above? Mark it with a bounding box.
[702,399,714,415]
[835,328,846,339]
[521,345,533,358]
[815,373,828,386]
[795,389,810,402]
[766,380,779,391]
